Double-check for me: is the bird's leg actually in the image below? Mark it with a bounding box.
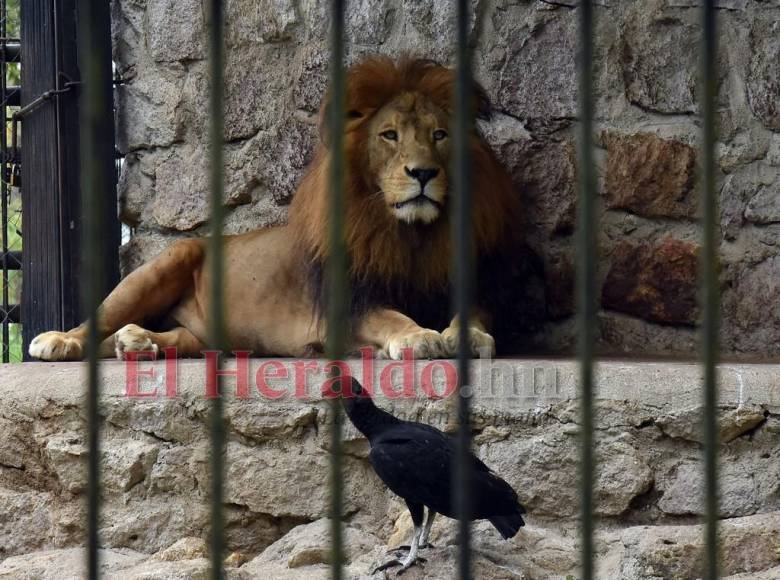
[419,509,436,548]
[372,525,426,575]
[389,509,437,553]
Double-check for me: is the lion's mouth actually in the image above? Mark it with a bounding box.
[392,194,442,210]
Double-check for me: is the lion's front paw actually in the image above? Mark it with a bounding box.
[442,325,495,358]
[385,329,447,360]
[29,331,84,361]
[114,324,159,360]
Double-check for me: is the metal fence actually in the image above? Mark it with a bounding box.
[70,0,721,579]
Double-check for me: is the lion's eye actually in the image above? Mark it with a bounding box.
[433,129,448,141]
[380,130,398,141]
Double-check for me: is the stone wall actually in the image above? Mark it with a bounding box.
[1,360,779,578]
[111,0,780,358]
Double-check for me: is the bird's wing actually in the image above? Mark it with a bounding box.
[369,423,456,515]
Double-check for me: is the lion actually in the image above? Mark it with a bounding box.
[29,56,524,362]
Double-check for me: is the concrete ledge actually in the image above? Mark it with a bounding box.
[3,358,779,410]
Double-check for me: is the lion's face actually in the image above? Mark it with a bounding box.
[364,92,451,225]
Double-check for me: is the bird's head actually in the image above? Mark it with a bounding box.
[324,376,374,417]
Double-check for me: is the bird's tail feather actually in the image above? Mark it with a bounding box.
[489,512,525,539]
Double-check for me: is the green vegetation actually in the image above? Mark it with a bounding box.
[2,196,22,362]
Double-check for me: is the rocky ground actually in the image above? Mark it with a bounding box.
[0,359,778,578]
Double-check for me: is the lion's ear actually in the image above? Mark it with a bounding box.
[318,104,369,147]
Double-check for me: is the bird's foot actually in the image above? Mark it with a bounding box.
[371,556,426,576]
[386,542,434,554]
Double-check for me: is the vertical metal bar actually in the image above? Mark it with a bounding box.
[453,1,473,578]
[1,0,9,363]
[327,1,347,578]
[206,1,226,579]
[76,0,116,577]
[575,2,596,580]
[700,2,720,579]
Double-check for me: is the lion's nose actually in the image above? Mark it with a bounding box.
[404,166,439,188]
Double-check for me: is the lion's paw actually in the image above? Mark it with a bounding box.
[386,329,447,360]
[114,324,159,360]
[29,331,84,361]
[442,325,495,358]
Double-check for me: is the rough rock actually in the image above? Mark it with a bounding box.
[1,361,780,577]
[745,183,780,225]
[620,7,699,114]
[246,519,380,569]
[616,512,780,579]
[726,256,780,353]
[147,0,205,62]
[225,0,299,45]
[0,548,146,579]
[481,430,654,517]
[602,238,700,326]
[496,12,578,120]
[747,18,780,131]
[655,406,767,444]
[603,132,697,220]
[115,63,185,152]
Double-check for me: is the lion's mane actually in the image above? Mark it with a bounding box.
[288,56,529,337]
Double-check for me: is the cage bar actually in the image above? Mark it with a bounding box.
[452,1,473,578]
[206,1,227,578]
[1,0,9,363]
[575,1,596,580]
[327,1,348,578]
[76,0,117,576]
[700,2,720,578]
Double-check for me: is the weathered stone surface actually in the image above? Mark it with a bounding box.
[346,0,395,45]
[151,148,208,231]
[224,46,293,141]
[656,406,767,444]
[44,433,87,494]
[115,63,185,152]
[149,537,207,562]
[544,251,575,320]
[603,132,697,220]
[0,548,146,579]
[747,19,780,131]
[507,139,577,238]
[621,9,699,114]
[147,0,205,62]
[247,518,380,569]
[2,361,780,577]
[481,431,653,517]
[727,256,780,353]
[616,512,780,578]
[602,238,700,326]
[118,152,155,228]
[745,183,780,224]
[226,0,299,45]
[151,145,253,231]
[496,12,578,120]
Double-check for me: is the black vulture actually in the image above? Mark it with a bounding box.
[339,377,525,574]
